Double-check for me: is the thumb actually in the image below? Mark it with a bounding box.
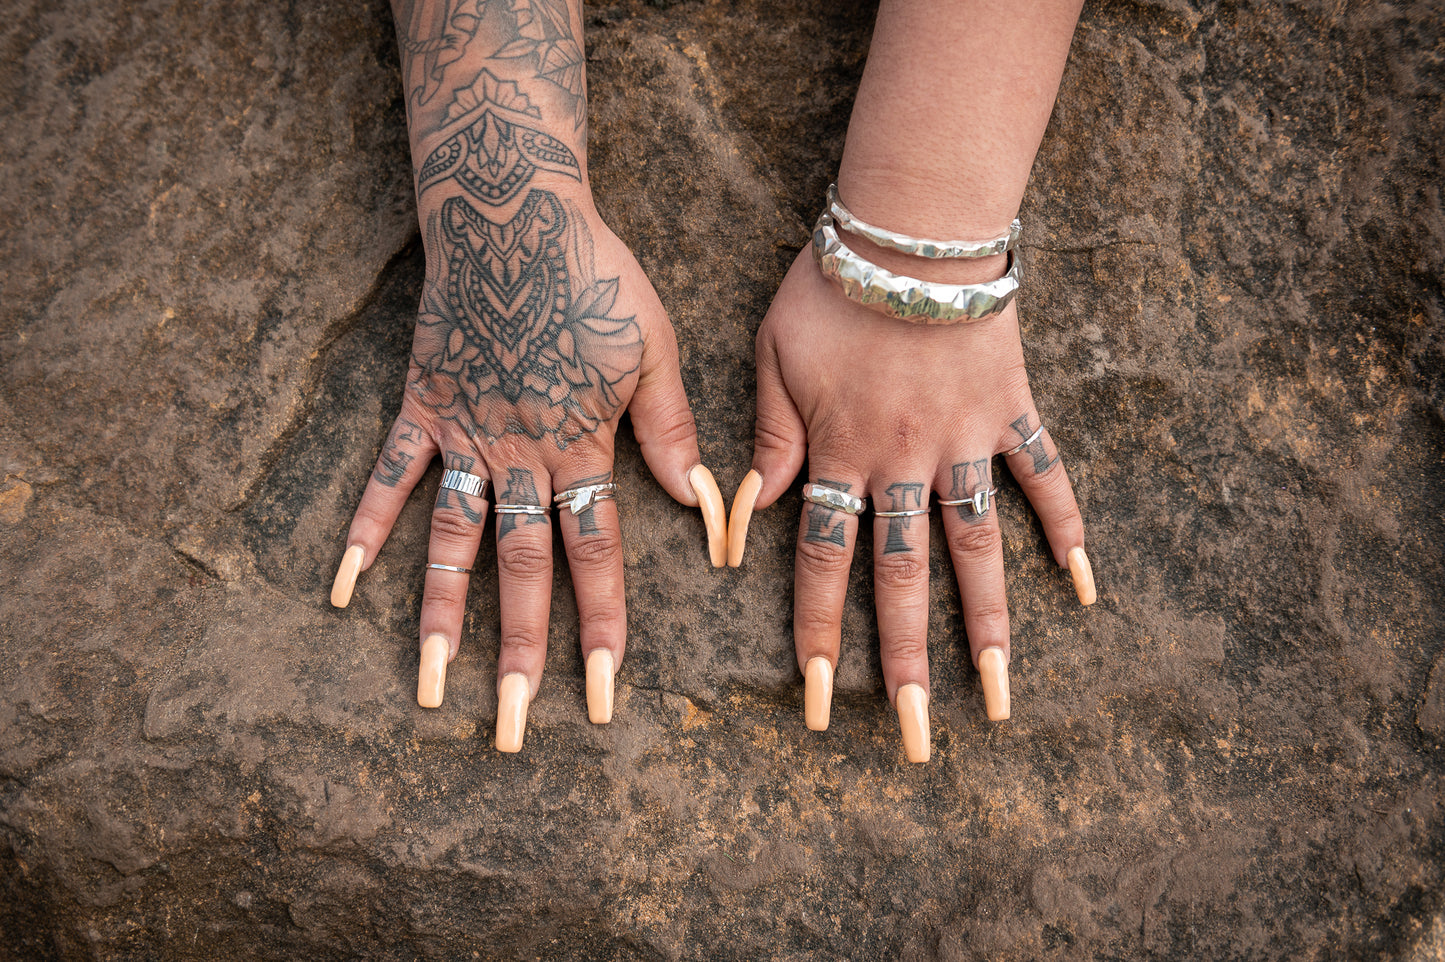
[726,327,807,566]
[629,324,727,566]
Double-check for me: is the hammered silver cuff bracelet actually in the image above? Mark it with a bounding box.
[826,184,1021,259]
[813,184,1023,323]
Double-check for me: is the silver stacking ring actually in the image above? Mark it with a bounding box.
[426,562,472,574]
[440,470,488,499]
[1003,425,1045,457]
[493,503,550,515]
[801,482,866,515]
[875,505,930,518]
[938,488,999,517]
[553,483,617,515]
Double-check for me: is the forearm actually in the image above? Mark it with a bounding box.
[836,0,1083,281]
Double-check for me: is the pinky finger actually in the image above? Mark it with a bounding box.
[1000,412,1094,605]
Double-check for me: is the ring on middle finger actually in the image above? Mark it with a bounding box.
[494,503,551,515]
[802,482,867,515]
[875,499,931,518]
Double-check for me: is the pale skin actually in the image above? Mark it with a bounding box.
[737,0,1092,759]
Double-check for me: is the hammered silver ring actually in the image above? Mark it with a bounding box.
[801,482,866,515]
[440,470,488,498]
[553,483,617,515]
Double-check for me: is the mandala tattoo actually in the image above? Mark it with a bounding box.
[411,73,640,449]
[803,479,853,547]
[948,459,991,524]
[881,482,925,555]
[1009,415,1059,475]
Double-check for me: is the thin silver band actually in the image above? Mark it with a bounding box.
[1003,425,1045,457]
[875,507,930,518]
[440,470,488,498]
[493,503,550,515]
[813,212,1021,323]
[827,184,1021,259]
[801,482,866,516]
[938,488,999,517]
[553,483,617,515]
[426,562,472,574]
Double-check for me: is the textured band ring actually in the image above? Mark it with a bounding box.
[938,488,999,517]
[553,483,617,515]
[1003,425,1045,457]
[801,482,866,516]
[875,507,930,518]
[813,212,1021,323]
[440,470,488,499]
[426,562,472,574]
[827,184,1021,259]
[493,503,550,515]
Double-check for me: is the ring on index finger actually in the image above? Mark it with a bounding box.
[440,469,489,499]
[802,482,866,515]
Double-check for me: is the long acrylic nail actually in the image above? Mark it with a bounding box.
[1067,546,1097,605]
[330,544,364,608]
[586,649,615,724]
[417,634,449,709]
[804,656,833,731]
[727,469,763,567]
[978,647,1010,721]
[496,673,531,753]
[689,464,727,567]
[896,684,930,763]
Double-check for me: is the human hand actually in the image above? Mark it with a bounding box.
[328,83,724,750]
[728,248,1094,762]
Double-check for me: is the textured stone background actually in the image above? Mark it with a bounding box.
[2,0,1443,959]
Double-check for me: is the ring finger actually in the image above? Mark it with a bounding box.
[871,474,934,763]
[491,463,554,753]
[938,454,1011,722]
[417,448,491,709]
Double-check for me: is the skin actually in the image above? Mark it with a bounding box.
[343,0,706,710]
[744,0,1089,713]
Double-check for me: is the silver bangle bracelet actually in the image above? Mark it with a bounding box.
[812,212,1021,323]
[827,184,1021,259]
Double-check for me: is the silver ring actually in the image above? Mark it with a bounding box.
[553,483,617,515]
[493,503,550,515]
[426,562,472,573]
[827,184,1021,259]
[440,470,488,499]
[1003,425,1045,457]
[938,488,998,517]
[875,507,930,518]
[801,482,866,515]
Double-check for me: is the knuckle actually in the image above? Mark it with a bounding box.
[968,602,1011,644]
[499,630,546,657]
[497,542,552,582]
[430,509,480,546]
[948,522,1002,558]
[874,553,928,593]
[796,537,853,578]
[884,636,929,666]
[567,527,622,569]
[578,607,626,643]
[421,580,467,612]
[794,600,842,645]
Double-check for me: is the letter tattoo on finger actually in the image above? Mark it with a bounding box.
[375,419,426,487]
[882,482,926,555]
[948,459,992,524]
[436,452,486,524]
[1009,415,1059,475]
[804,479,852,547]
[497,467,548,538]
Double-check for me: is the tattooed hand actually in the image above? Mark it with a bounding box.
[331,1,724,751]
[733,248,1090,757]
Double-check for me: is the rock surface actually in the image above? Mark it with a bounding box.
[2,0,1443,959]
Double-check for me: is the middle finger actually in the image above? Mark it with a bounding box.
[492,463,555,753]
[871,474,934,764]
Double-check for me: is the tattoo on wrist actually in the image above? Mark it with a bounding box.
[882,482,925,555]
[374,419,425,487]
[1009,415,1058,475]
[435,452,486,523]
[497,467,548,538]
[948,459,992,524]
[803,479,852,547]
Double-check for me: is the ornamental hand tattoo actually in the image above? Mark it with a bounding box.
[409,70,641,449]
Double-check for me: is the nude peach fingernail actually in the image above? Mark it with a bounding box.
[586,649,614,724]
[804,656,833,731]
[330,544,364,608]
[496,673,531,753]
[896,684,930,763]
[417,634,449,709]
[978,647,1010,721]
[727,469,763,567]
[689,464,727,568]
[1067,546,1097,605]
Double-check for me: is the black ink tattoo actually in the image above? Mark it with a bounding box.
[948,459,992,524]
[564,471,611,537]
[491,0,586,129]
[374,419,425,487]
[497,467,547,538]
[1009,415,1059,475]
[803,479,852,547]
[397,0,490,109]
[435,452,486,523]
[410,75,641,450]
[881,482,925,555]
